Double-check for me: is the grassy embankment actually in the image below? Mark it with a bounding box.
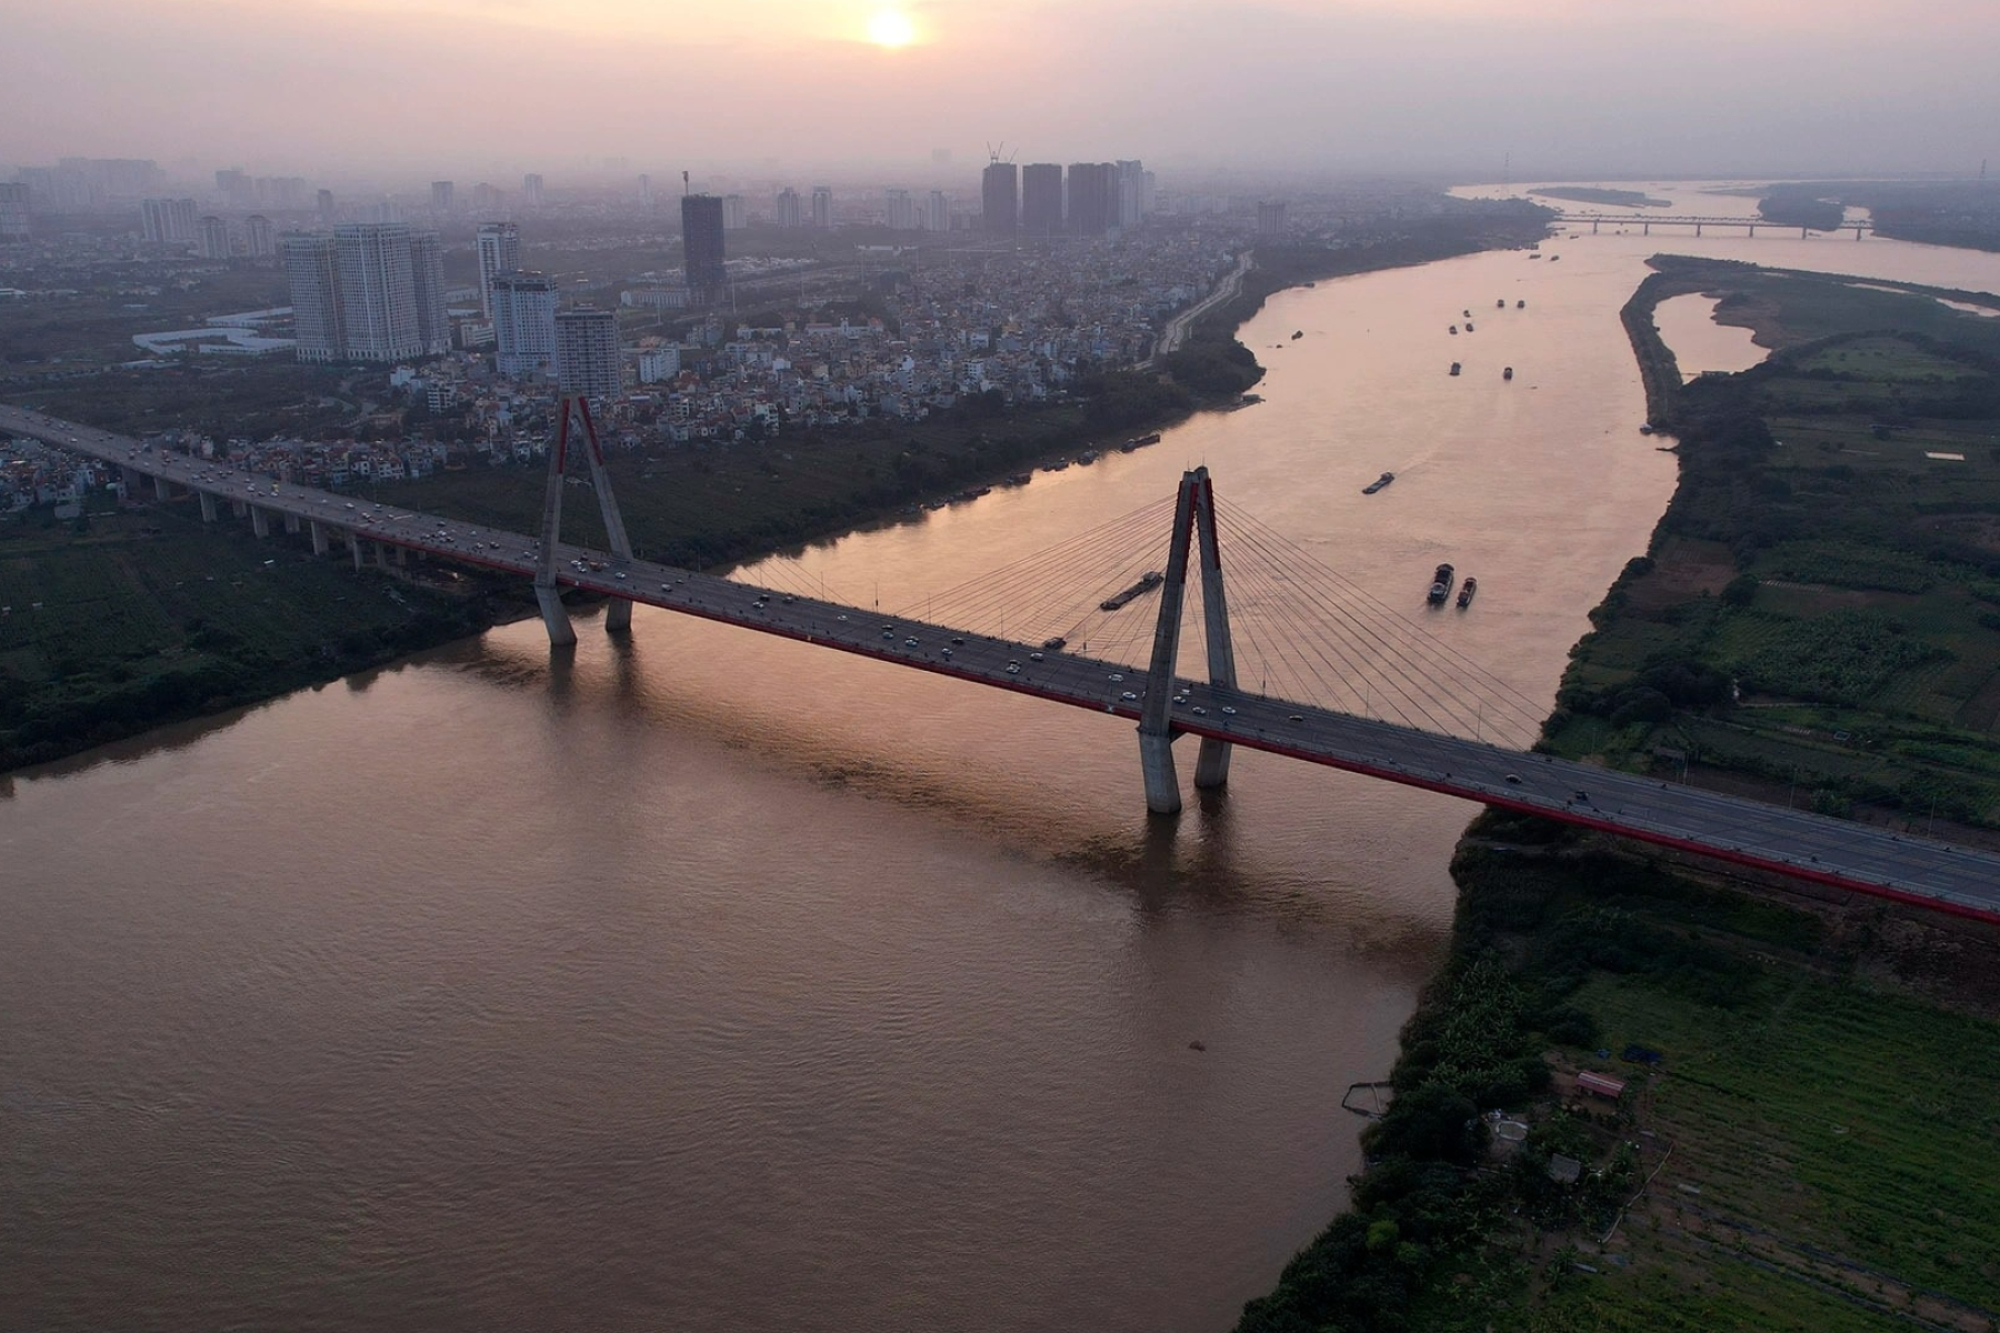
[1235,262,2000,1333]
[0,503,514,771]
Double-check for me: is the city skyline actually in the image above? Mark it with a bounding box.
[6,0,1998,177]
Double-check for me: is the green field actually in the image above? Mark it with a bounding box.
[1551,262,2000,827]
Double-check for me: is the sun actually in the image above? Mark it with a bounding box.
[866,8,917,48]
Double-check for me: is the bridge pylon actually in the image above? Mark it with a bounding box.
[1137,466,1239,815]
[534,394,637,646]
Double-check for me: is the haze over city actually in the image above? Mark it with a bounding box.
[6,0,1998,176]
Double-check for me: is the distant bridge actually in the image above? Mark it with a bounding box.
[1555,212,1872,239]
[5,402,1997,923]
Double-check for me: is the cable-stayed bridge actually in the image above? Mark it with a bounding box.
[6,401,1998,923]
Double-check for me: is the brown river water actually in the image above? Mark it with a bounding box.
[6,182,2000,1332]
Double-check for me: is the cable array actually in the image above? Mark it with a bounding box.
[719,485,1554,748]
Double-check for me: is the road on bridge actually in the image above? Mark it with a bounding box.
[7,404,1999,922]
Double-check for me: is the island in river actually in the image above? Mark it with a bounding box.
[1234,259,2000,1333]
[1528,185,1673,209]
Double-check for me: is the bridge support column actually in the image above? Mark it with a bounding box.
[120,465,141,498]
[351,531,364,571]
[153,474,172,502]
[1591,218,1599,234]
[1642,221,1650,236]
[232,499,248,518]
[1855,225,1865,240]
[1136,466,1241,812]
[1695,223,1703,237]
[534,393,635,646]
[309,520,329,556]
[1746,224,1756,237]
[284,512,300,535]
[250,506,270,539]
[198,490,218,523]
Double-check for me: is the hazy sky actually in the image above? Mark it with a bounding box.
[6,0,1997,180]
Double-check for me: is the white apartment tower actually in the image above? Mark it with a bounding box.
[334,223,425,361]
[721,194,747,230]
[492,271,559,377]
[243,214,275,258]
[811,186,831,229]
[475,221,521,318]
[195,215,231,260]
[555,306,622,403]
[408,229,451,355]
[140,197,197,244]
[775,188,803,229]
[281,234,343,362]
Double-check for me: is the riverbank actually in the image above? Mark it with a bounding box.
[1234,259,2000,1332]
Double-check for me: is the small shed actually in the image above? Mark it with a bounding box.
[1577,1070,1627,1101]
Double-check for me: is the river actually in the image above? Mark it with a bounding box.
[5,183,1998,1332]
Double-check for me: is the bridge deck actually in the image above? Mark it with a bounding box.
[6,405,1996,922]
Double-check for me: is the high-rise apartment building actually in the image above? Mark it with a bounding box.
[492,271,559,377]
[927,190,950,232]
[721,194,747,230]
[981,162,1017,235]
[1021,164,1062,238]
[475,221,521,318]
[243,215,275,259]
[883,188,914,230]
[408,229,451,356]
[430,180,455,212]
[282,223,450,363]
[215,168,254,208]
[0,183,29,241]
[811,186,831,229]
[555,306,622,403]
[1065,163,1112,236]
[681,195,726,304]
[638,174,654,209]
[140,197,198,244]
[281,233,343,362]
[1256,200,1287,239]
[1115,160,1146,230]
[316,189,336,223]
[775,187,803,229]
[334,224,425,360]
[195,215,231,260]
[523,173,544,207]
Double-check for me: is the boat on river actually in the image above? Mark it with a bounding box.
[1100,571,1164,611]
[1362,472,1395,495]
[1456,576,1477,609]
[1503,366,1514,381]
[1428,563,1455,605]
[1449,362,1462,376]
[1449,325,1459,335]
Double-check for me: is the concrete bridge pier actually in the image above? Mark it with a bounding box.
[350,532,364,570]
[284,512,300,535]
[309,520,329,556]
[153,474,173,502]
[250,506,270,539]
[1642,221,1650,236]
[1138,731,1182,815]
[1590,218,1600,234]
[1694,223,1703,236]
[120,465,141,498]
[1190,468,1239,792]
[232,499,248,518]
[198,490,218,523]
[534,394,633,645]
[1746,224,1756,237]
[536,584,578,648]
